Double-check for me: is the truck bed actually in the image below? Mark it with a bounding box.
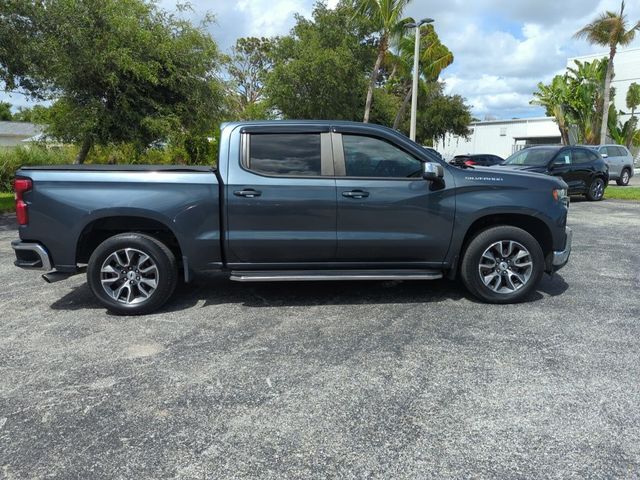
[19,164,216,173]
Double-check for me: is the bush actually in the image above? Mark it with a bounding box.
[0,146,77,191]
[0,139,218,192]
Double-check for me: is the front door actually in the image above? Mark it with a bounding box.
[226,130,337,265]
[333,132,455,265]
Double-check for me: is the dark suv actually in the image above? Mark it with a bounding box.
[498,145,609,201]
[450,154,504,167]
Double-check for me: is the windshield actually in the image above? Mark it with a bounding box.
[503,148,558,166]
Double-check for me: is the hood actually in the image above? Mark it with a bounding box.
[450,164,567,189]
[493,164,547,174]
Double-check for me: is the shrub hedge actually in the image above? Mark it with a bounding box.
[0,140,216,192]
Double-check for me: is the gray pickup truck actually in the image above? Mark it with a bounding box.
[12,121,572,314]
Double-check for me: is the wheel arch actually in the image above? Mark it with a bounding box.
[76,214,185,278]
[457,213,554,274]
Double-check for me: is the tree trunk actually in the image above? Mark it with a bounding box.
[393,84,412,130]
[363,38,387,123]
[74,136,92,164]
[599,47,615,144]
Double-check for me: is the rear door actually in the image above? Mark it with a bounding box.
[225,128,337,265]
[569,147,599,192]
[332,130,455,265]
[604,146,621,178]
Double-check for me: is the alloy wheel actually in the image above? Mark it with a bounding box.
[478,240,533,294]
[591,179,604,199]
[100,248,159,304]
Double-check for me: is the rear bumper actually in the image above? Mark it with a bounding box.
[11,240,52,271]
[552,227,572,270]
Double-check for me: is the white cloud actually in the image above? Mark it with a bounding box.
[4,0,640,118]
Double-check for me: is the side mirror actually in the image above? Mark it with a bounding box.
[422,162,444,181]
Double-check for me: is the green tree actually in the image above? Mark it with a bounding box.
[12,105,49,123]
[264,2,375,120]
[531,75,571,145]
[0,102,12,121]
[355,0,411,123]
[608,106,638,148]
[574,1,640,144]
[223,37,275,120]
[414,82,471,145]
[0,0,223,163]
[388,24,453,129]
[626,82,640,116]
[566,59,609,144]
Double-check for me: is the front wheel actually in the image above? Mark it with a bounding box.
[460,226,545,304]
[87,233,178,315]
[586,177,605,201]
[616,169,630,186]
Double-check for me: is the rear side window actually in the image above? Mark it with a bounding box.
[614,146,628,157]
[247,134,321,176]
[342,135,422,178]
[572,149,592,164]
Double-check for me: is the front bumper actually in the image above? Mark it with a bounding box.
[11,240,53,271]
[552,227,572,270]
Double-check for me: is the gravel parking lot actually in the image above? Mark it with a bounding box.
[1,199,639,479]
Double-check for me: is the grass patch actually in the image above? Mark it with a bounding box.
[605,186,640,201]
[0,192,14,213]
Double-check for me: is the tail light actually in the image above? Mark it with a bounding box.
[464,160,477,166]
[12,178,32,225]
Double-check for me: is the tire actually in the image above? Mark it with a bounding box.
[586,177,605,201]
[87,233,178,315]
[460,226,545,304]
[616,168,630,186]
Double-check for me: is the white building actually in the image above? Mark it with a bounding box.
[568,47,640,124]
[434,117,561,160]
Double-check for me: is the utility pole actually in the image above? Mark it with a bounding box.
[406,18,434,142]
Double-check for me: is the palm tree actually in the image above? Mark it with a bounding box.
[626,82,640,117]
[574,1,640,144]
[356,0,412,123]
[531,75,571,145]
[389,24,452,129]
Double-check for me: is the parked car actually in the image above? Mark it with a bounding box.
[450,154,504,167]
[586,144,634,186]
[11,121,572,314]
[498,145,609,201]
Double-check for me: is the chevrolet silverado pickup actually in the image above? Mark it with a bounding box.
[11,121,572,314]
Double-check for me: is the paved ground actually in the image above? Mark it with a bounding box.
[1,200,639,479]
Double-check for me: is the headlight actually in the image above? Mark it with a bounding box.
[553,188,569,205]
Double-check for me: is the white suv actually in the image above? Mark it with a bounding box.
[590,145,635,186]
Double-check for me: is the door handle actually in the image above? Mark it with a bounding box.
[342,190,369,199]
[234,189,262,198]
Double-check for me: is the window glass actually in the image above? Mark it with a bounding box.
[614,146,627,157]
[248,134,321,176]
[504,148,558,166]
[572,149,591,164]
[604,146,618,157]
[587,150,601,162]
[342,135,422,178]
[554,151,572,165]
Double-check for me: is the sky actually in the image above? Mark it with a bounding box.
[3,0,640,120]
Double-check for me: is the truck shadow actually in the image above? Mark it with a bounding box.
[49,273,569,314]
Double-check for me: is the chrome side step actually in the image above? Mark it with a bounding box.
[229,269,443,282]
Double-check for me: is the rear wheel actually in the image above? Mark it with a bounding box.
[616,168,630,186]
[586,177,605,201]
[460,226,544,304]
[87,233,177,315]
